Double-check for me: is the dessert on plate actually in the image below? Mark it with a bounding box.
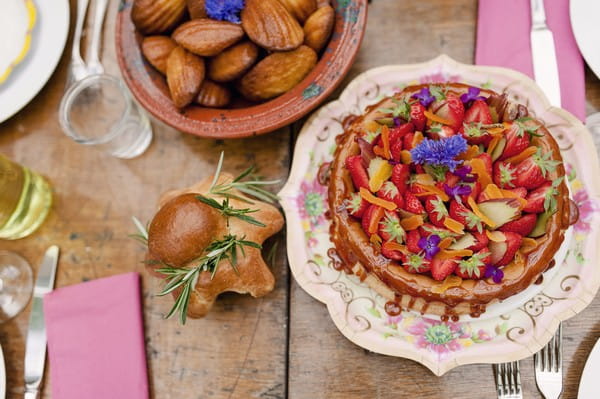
[328,83,576,319]
[136,155,283,323]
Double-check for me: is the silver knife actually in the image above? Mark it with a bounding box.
[530,0,562,107]
[23,246,59,399]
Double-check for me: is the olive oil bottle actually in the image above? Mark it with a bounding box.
[0,154,52,239]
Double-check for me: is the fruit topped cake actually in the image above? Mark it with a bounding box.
[328,83,576,319]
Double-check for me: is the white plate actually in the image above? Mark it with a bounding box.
[570,0,600,80]
[578,338,600,399]
[0,0,70,123]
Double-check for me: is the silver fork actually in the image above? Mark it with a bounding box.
[534,323,563,399]
[66,0,91,88]
[87,0,109,75]
[493,361,522,399]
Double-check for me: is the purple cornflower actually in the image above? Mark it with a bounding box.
[410,135,468,171]
[484,265,504,283]
[205,0,245,23]
[411,87,435,107]
[460,87,487,104]
[418,234,441,260]
[444,184,472,198]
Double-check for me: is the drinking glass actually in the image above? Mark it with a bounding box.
[59,74,153,159]
[0,154,52,240]
[0,251,32,322]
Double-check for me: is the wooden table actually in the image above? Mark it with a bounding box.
[1,0,600,397]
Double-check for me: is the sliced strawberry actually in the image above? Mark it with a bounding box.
[403,132,416,150]
[425,195,449,228]
[499,124,531,161]
[470,230,490,251]
[381,243,406,262]
[346,192,369,218]
[475,153,493,177]
[378,181,405,209]
[410,102,427,131]
[406,229,422,253]
[461,181,481,204]
[389,122,415,144]
[403,191,425,214]
[499,214,537,236]
[379,211,406,243]
[444,171,460,187]
[513,149,559,190]
[506,187,527,198]
[455,248,491,279]
[431,257,459,281]
[489,231,523,266]
[410,183,429,195]
[414,164,426,174]
[449,200,483,232]
[463,100,492,125]
[523,182,552,213]
[460,123,493,145]
[428,123,455,139]
[390,139,403,162]
[391,164,410,194]
[493,161,518,189]
[361,204,384,235]
[432,93,464,131]
[345,155,370,190]
[403,253,431,274]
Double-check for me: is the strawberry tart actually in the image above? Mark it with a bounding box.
[327,83,576,320]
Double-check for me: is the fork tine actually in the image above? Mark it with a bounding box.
[507,362,515,396]
[515,361,522,395]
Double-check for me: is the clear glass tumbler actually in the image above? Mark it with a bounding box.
[0,154,52,240]
[0,251,32,322]
[59,74,153,159]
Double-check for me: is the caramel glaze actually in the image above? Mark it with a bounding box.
[328,83,574,316]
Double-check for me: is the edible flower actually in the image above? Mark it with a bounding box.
[410,135,468,171]
[418,234,441,260]
[452,166,477,183]
[205,0,245,23]
[484,265,504,283]
[411,87,435,107]
[460,87,487,104]
[443,183,471,198]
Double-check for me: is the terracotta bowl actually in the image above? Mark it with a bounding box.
[115,0,368,139]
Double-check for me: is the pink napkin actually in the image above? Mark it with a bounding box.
[475,0,586,120]
[43,272,149,399]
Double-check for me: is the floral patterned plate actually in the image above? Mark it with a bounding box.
[278,55,600,375]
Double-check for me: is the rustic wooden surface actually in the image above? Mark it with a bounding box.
[1,0,599,398]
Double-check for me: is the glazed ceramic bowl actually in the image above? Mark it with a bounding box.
[116,0,367,139]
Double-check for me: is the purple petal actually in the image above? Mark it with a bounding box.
[444,184,472,197]
[460,87,487,104]
[429,234,441,245]
[412,87,435,107]
[425,246,440,260]
[452,166,472,179]
[418,236,429,250]
[462,175,477,183]
[393,117,402,126]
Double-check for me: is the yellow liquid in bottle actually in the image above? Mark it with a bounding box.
[0,155,52,239]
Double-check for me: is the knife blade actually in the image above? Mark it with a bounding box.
[0,343,5,399]
[23,246,59,399]
[530,0,562,107]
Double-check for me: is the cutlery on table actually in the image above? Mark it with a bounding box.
[578,335,600,398]
[67,0,91,87]
[0,343,5,399]
[534,325,563,399]
[87,0,109,75]
[529,0,561,107]
[23,246,59,399]
[493,361,522,399]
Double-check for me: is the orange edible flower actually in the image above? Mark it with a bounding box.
[401,150,412,164]
[400,215,424,231]
[503,146,537,164]
[431,275,463,294]
[412,183,450,201]
[458,145,480,161]
[486,230,505,242]
[483,184,503,200]
[370,234,382,246]
[359,188,397,211]
[467,197,497,227]
[382,241,407,252]
[486,136,500,155]
[381,125,391,160]
[412,131,424,147]
[424,110,454,126]
[470,158,493,189]
[487,122,510,135]
[373,145,386,158]
[436,249,473,260]
[438,237,454,250]
[368,206,385,234]
[443,217,465,234]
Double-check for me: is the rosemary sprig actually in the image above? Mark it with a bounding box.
[209,152,280,204]
[129,216,149,246]
[196,195,266,227]
[155,234,261,324]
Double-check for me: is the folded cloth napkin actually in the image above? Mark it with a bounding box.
[43,272,149,399]
[475,0,586,120]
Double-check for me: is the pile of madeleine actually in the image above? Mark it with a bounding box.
[132,0,335,109]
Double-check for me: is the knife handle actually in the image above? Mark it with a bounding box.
[530,0,547,28]
[24,389,39,399]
